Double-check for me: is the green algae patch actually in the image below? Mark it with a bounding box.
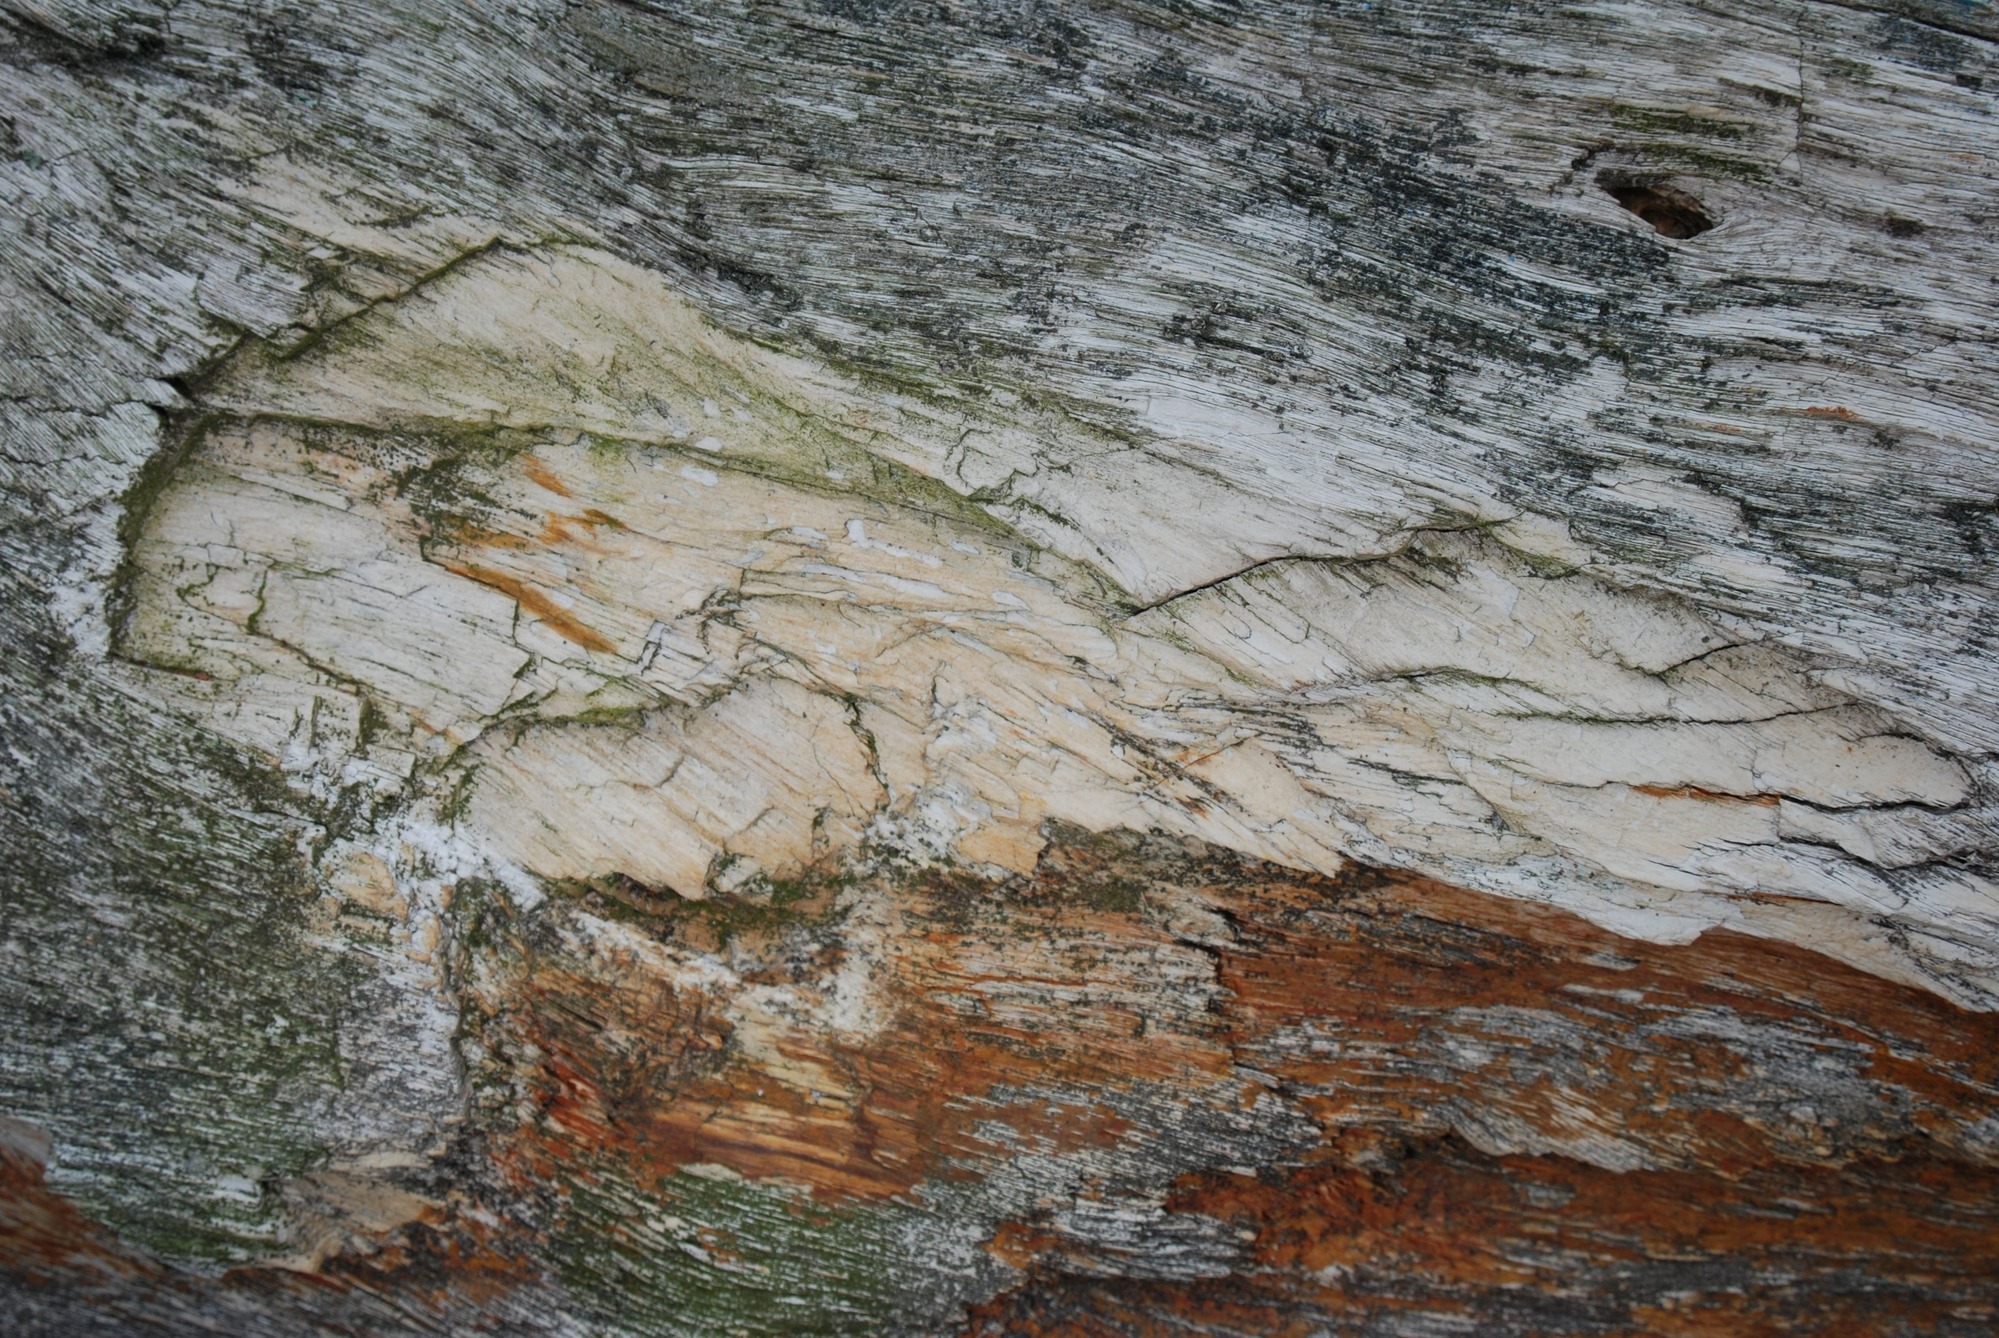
[0,667,360,1265]
[545,867,850,951]
[1608,106,1752,140]
[551,1162,951,1338]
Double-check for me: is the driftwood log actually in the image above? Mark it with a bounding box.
[3,0,1998,1333]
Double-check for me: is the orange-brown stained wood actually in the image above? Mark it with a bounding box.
[967,1135,1999,1335]
[478,877,1238,1204]
[521,455,573,498]
[1218,865,1999,1171]
[0,1144,152,1285]
[10,829,1999,1332]
[473,829,1999,1199]
[438,560,620,654]
[943,837,1999,1333]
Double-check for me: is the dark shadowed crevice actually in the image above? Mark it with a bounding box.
[1601,177,1715,239]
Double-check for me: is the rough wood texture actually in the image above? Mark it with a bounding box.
[3,0,1997,1333]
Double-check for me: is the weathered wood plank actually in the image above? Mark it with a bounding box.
[3,1,1997,1332]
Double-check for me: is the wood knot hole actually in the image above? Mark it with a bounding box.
[1603,180,1713,239]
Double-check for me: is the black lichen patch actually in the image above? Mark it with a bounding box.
[1602,178,1714,239]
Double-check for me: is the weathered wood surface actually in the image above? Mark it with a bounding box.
[3,0,1998,1333]
[10,831,1999,1333]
